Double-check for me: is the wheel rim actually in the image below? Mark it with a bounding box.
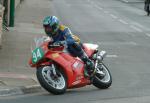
[96,64,111,83]
[41,66,66,90]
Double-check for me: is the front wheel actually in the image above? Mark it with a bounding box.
[93,63,112,89]
[36,65,67,95]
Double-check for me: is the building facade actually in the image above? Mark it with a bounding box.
[0,0,23,47]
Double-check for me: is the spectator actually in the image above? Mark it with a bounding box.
[145,0,150,16]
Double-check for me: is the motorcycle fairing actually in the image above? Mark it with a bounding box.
[45,52,90,88]
[83,43,98,57]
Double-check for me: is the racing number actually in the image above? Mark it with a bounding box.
[32,47,44,64]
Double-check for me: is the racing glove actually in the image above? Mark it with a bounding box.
[53,41,67,45]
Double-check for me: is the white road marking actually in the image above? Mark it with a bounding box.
[146,33,150,37]
[104,11,109,14]
[119,19,128,25]
[94,5,103,10]
[130,25,143,32]
[107,55,118,58]
[91,1,148,36]
[121,0,129,3]
[97,41,137,46]
[110,14,118,19]
[131,22,144,28]
[98,7,103,10]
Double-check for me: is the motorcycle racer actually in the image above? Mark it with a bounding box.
[43,16,94,76]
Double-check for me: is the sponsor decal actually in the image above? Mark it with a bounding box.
[76,75,84,81]
[73,61,83,69]
[52,53,59,58]
[72,80,81,85]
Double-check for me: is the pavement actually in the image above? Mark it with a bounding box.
[0,0,53,96]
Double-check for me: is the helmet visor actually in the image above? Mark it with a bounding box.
[43,25,53,36]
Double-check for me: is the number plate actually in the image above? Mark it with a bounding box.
[32,47,44,64]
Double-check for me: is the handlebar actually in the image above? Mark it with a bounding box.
[48,43,63,49]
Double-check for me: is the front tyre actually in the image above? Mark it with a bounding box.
[36,65,67,95]
[93,63,112,89]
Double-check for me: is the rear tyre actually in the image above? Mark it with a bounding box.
[93,63,112,89]
[36,65,67,95]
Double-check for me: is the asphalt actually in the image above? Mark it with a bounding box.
[0,0,147,97]
[0,0,51,96]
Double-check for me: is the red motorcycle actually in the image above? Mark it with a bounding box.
[29,36,112,95]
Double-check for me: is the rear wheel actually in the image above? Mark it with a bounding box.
[93,63,112,89]
[36,65,67,95]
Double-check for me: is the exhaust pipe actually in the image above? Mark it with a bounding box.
[97,51,107,61]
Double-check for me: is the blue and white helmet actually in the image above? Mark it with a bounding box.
[43,16,59,36]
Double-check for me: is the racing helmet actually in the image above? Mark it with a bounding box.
[43,16,59,37]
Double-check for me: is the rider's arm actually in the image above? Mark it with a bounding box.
[63,28,76,45]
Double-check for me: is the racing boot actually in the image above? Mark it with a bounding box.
[81,54,95,77]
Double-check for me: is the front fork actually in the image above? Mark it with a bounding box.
[51,64,57,76]
[92,51,107,75]
[50,64,60,79]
